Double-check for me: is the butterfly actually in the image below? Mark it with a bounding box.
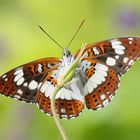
[0,37,140,119]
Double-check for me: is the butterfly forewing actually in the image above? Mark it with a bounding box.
[82,37,140,76]
[0,57,60,103]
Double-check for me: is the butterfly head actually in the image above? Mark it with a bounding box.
[62,48,72,61]
[63,48,71,57]
[61,48,75,68]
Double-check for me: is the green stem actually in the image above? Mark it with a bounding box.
[50,46,86,140]
[50,85,68,140]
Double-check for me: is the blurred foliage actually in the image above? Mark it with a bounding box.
[0,0,140,140]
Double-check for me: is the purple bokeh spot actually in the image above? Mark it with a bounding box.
[114,7,140,30]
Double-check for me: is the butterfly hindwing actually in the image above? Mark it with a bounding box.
[36,66,84,119]
[80,58,119,110]
[0,58,60,103]
[36,92,83,119]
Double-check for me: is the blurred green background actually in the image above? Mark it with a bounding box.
[0,0,140,140]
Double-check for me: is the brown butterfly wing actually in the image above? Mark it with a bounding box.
[0,57,60,103]
[82,37,140,76]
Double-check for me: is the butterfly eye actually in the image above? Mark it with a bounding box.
[67,54,69,57]
[63,52,67,57]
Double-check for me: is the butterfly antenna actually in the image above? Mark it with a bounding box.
[39,25,63,50]
[67,19,85,49]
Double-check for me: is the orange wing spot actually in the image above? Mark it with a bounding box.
[0,75,16,97]
[36,92,51,114]
[28,65,36,75]
[85,67,119,110]
[46,69,58,86]
[84,60,97,79]
[97,45,106,54]
[87,49,94,57]
[42,63,48,71]
[51,79,57,85]
[85,66,94,79]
